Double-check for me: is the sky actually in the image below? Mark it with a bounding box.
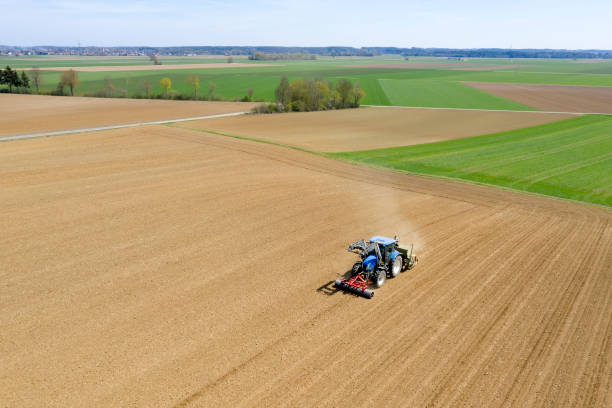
[1,0,610,49]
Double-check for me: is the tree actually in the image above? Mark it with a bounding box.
[352,84,366,107]
[99,76,117,97]
[249,51,265,60]
[274,76,290,107]
[30,67,42,93]
[1,66,20,92]
[149,54,161,65]
[60,69,79,96]
[289,79,308,103]
[329,89,341,109]
[124,74,130,97]
[141,80,151,98]
[208,82,216,100]
[241,88,255,102]
[186,75,200,99]
[160,77,171,97]
[20,71,30,90]
[0,67,7,90]
[336,79,354,107]
[307,80,329,110]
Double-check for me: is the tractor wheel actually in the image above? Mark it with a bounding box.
[374,269,386,288]
[351,262,362,276]
[391,256,402,277]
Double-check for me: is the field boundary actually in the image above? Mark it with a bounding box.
[329,154,612,211]
[0,111,249,142]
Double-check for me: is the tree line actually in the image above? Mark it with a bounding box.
[254,77,365,113]
[0,66,31,92]
[1,65,366,112]
[8,45,611,59]
[0,66,246,101]
[248,52,316,61]
[93,75,258,102]
[0,65,79,95]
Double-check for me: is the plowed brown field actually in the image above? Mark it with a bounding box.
[0,94,257,136]
[182,107,573,151]
[465,82,612,114]
[2,125,610,407]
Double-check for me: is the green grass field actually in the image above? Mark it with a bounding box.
[330,115,612,206]
[2,56,612,108]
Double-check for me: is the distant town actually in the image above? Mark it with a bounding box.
[1,45,611,59]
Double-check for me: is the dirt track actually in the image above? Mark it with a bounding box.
[0,94,257,136]
[184,107,573,151]
[1,125,610,407]
[465,82,612,114]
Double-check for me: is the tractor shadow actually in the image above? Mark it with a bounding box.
[316,269,357,297]
[316,281,339,296]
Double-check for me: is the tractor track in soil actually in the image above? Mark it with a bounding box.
[1,124,610,407]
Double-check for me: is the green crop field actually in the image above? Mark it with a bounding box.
[3,56,612,108]
[377,78,534,110]
[330,115,612,206]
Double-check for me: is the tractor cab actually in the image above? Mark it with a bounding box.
[369,236,399,265]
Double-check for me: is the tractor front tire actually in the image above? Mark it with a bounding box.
[351,262,362,276]
[391,256,402,277]
[374,269,386,288]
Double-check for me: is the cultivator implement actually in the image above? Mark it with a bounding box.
[334,274,375,299]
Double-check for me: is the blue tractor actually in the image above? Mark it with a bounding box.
[334,236,418,298]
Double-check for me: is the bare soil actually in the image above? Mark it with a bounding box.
[184,107,574,152]
[37,63,278,72]
[465,82,612,114]
[1,125,610,407]
[0,94,257,136]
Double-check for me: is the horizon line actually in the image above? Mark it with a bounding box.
[2,45,612,53]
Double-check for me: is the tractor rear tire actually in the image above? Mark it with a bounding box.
[391,256,402,277]
[374,269,386,288]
